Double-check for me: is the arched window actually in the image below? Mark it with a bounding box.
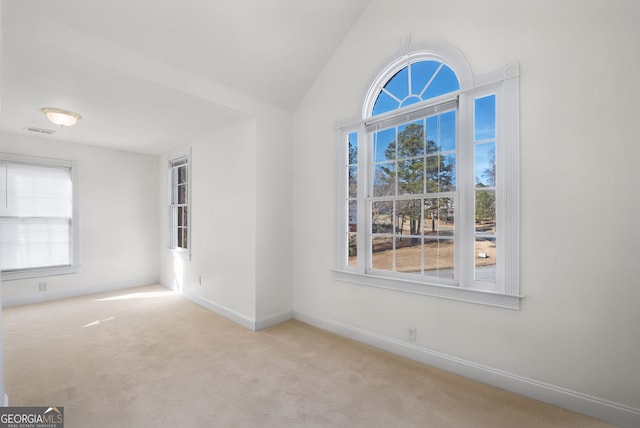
[336,44,521,309]
[371,60,459,116]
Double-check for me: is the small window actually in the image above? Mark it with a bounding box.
[169,149,191,252]
[0,154,80,280]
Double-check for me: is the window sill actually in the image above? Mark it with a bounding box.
[168,247,191,261]
[333,270,522,310]
[1,264,80,281]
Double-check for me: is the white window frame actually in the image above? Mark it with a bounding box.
[334,46,521,309]
[0,153,80,281]
[168,147,192,259]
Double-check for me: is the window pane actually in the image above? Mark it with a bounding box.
[474,95,496,141]
[395,236,421,273]
[348,165,358,198]
[475,237,496,283]
[348,132,358,165]
[177,227,188,249]
[397,121,424,159]
[372,91,400,116]
[425,156,439,193]
[395,199,421,236]
[348,200,358,232]
[177,207,184,227]
[422,65,460,100]
[374,128,396,162]
[373,163,395,197]
[424,198,455,237]
[348,233,357,267]
[423,238,455,280]
[475,189,496,227]
[475,188,495,283]
[425,154,457,193]
[475,142,496,187]
[170,170,178,204]
[397,159,423,195]
[177,165,187,184]
[371,201,393,234]
[371,236,393,271]
[426,155,456,193]
[442,153,456,191]
[384,67,409,101]
[427,111,456,152]
[178,183,187,204]
[411,61,440,97]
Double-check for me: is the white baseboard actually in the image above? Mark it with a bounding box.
[180,288,256,330]
[293,310,640,428]
[255,310,293,331]
[179,287,292,332]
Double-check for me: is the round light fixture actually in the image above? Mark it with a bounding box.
[41,108,81,127]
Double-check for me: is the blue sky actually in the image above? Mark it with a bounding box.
[368,62,496,188]
[474,94,496,186]
[372,60,460,116]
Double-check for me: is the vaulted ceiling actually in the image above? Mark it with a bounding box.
[0,0,370,154]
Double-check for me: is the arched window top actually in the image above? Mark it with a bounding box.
[371,60,460,116]
[363,43,474,119]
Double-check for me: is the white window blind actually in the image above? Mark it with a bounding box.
[0,159,74,272]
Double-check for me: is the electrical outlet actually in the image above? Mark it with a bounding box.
[198,276,202,286]
[38,282,47,292]
[408,328,417,342]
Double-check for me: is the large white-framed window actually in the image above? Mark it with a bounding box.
[335,44,521,309]
[0,153,80,280]
[168,148,191,257]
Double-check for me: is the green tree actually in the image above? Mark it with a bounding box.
[476,148,496,227]
[377,123,454,239]
[475,184,495,224]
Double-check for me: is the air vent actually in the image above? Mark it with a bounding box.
[26,127,56,135]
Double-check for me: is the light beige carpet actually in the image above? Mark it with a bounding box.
[3,285,612,427]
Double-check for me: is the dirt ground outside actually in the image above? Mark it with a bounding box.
[349,238,496,273]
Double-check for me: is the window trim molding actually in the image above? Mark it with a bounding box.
[333,270,522,310]
[335,46,522,309]
[0,153,80,281]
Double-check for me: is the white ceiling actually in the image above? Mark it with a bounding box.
[0,0,369,154]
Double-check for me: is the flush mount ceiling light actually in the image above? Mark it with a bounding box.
[41,107,81,127]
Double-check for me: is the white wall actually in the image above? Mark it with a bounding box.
[292,0,640,425]
[0,132,160,305]
[159,121,258,325]
[159,109,294,330]
[255,110,294,327]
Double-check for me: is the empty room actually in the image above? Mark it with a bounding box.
[0,0,638,427]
